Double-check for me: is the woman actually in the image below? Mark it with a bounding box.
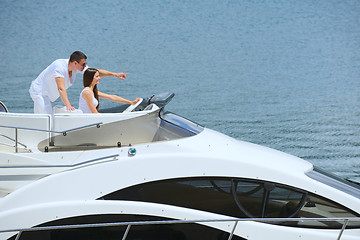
[79,68,141,113]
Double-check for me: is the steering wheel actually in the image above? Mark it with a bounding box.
[0,101,8,112]
[123,98,143,113]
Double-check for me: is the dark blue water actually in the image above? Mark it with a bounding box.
[1,0,359,180]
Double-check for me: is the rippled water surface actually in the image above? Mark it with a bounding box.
[0,0,359,180]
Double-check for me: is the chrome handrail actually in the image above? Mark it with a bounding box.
[0,153,119,168]
[0,122,102,153]
[0,134,27,149]
[1,217,359,240]
[0,122,102,135]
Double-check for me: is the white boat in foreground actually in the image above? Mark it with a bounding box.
[0,93,359,240]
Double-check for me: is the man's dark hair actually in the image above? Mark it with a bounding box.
[69,51,87,63]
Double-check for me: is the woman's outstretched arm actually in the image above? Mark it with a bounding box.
[98,91,141,105]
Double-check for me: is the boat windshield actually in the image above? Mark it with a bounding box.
[160,112,204,135]
[306,167,360,199]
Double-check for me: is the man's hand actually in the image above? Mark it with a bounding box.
[66,105,75,112]
[113,72,128,80]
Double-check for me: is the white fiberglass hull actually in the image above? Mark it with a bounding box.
[0,95,359,239]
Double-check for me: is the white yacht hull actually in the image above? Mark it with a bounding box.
[0,95,359,240]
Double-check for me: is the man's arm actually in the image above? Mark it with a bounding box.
[55,77,75,111]
[98,69,128,80]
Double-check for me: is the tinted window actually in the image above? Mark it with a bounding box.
[8,214,245,240]
[105,179,245,218]
[233,180,307,218]
[102,177,360,229]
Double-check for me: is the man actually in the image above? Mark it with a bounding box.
[29,51,128,114]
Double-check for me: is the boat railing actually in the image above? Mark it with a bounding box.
[0,134,27,149]
[0,153,119,169]
[0,122,102,153]
[1,217,359,240]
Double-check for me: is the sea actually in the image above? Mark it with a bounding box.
[0,0,359,181]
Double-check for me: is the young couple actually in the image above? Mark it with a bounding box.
[29,51,140,114]
[79,68,141,113]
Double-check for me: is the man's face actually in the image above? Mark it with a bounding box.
[76,58,87,71]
